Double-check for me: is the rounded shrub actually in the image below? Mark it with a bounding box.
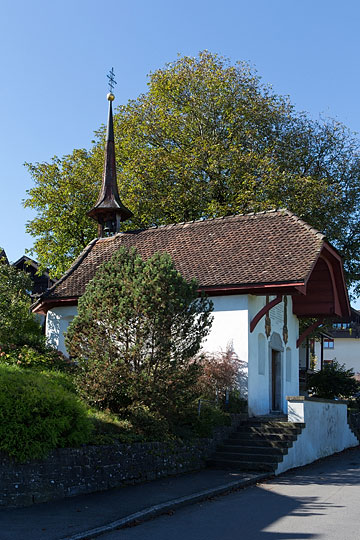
[307,361,360,400]
[0,366,93,462]
[0,344,72,372]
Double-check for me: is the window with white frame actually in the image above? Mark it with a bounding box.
[323,338,334,349]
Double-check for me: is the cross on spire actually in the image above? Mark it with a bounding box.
[107,67,117,94]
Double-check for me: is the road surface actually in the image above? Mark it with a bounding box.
[98,448,360,540]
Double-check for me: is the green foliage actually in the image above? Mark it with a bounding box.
[0,260,45,351]
[66,248,213,427]
[226,391,248,413]
[24,150,99,277]
[0,366,92,462]
[87,409,146,445]
[24,51,360,294]
[197,347,246,403]
[307,361,360,399]
[124,403,170,441]
[191,402,231,438]
[0,344,71,372]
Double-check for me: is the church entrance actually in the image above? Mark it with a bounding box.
[271,349,282,412]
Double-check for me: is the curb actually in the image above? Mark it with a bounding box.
[61,473,270,540]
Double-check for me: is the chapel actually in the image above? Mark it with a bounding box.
[33,87,350,417]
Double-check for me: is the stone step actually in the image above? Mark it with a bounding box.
[229,432,298,443]
[244,422,305,430]
[246,415,288,422]
[225,438,293,448]
[235,425,301,435]
[207,458,276,472]
[218,444,288,455]
[212,451,282,463]
[207,418,304,473]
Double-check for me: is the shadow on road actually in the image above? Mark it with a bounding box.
[117,484,328,540]
[273,446,360,487]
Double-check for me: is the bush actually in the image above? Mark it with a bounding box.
[0,344,72,372]
[125,402,171,440]
[226,390,248,413]
[74,356,133,411]
[88,410,142,445]
[197,347,247,409]
[188,402,231,438]
[307,361,360,400]
[66,248,213,425]
[0,259,45,351]
[0,366,92,462]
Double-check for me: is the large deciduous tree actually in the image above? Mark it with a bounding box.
[24,51,360,294]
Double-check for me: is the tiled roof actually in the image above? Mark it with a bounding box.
[38,209,325,302]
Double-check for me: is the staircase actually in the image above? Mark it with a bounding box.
[207,416,305,472]
[348,411,360,442]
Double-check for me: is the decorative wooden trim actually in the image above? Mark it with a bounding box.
[296,319,324,348]
[201,282,305,295]
[250,294,282,333]
[319,253,341,315]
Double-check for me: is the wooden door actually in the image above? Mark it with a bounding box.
[271,349,282,411]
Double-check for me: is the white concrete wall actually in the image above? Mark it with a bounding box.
[46,306,78,355]
[202,295,249,398]
[48,295,251,361]
[247,295,299,416]
[314,339,360,376]
[276,397,359,475]
[46,294,300,418]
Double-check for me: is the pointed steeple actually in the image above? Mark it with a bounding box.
[88,74,133,237]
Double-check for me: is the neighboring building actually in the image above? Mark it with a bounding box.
[32,90,350,418]
[314,307,360,380]
[1,251,54,300]
[13,256,54,300]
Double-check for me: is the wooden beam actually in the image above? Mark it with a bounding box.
[319,254,341,316]
[296,319,324,348]
[293,301,335,316]
[250,294,282,333]
[321,334,324,370]
[295,284,307,295]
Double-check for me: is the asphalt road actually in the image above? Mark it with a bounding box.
[98,448,360,540]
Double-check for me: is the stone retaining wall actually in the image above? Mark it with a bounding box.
[0,415,244,508]
[275,396,359,475]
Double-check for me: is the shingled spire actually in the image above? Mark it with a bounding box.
[88,71,133,237]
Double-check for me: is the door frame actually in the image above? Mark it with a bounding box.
[268,332,284,413]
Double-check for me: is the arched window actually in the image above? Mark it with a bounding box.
[286,347,292,382]
[258,333,266,375]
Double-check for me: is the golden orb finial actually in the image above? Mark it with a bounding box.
[107,92,115,101]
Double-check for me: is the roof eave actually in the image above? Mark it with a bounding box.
[32,297,79,315]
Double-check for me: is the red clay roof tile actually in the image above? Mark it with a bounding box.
[39,209,325,302]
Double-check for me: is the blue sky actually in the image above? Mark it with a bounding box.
[1,0,360,299]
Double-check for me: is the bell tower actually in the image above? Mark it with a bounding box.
[88,69,133,237]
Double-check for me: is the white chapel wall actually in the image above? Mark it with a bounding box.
[48,295,250,364]
[46,294,300,419]
[247,295,299,416]
[201,294,249,398]
[46,306,78,355]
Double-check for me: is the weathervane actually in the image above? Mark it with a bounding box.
[107,68,117,100]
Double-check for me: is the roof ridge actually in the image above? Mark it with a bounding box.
[101,208,289,240]
[282,209,325,241]
[31,237,99,309]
